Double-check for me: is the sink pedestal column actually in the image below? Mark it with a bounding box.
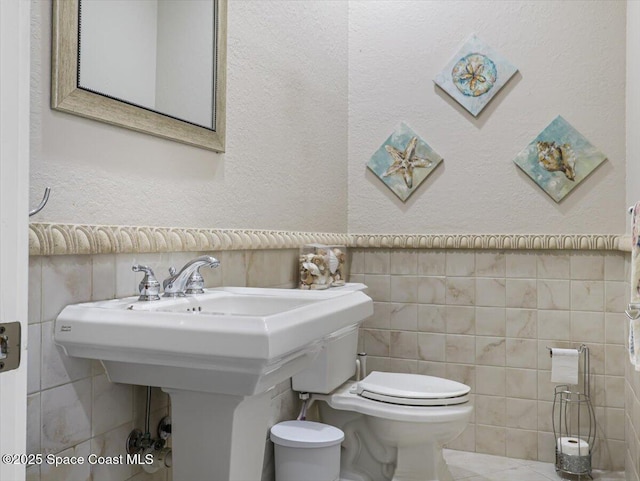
[164,388,272,481]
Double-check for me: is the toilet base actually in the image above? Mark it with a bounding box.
[392,443,452,481]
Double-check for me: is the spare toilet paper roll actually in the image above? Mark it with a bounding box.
[550,348,579,385]
[557,437,590,457]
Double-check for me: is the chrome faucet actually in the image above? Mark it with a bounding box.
[162,255,220,297]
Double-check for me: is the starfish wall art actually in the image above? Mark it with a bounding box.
[434,34,518,117]
[367,123,443,202]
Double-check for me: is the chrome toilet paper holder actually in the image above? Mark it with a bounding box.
[549,345,595,479]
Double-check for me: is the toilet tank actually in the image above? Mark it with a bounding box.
[292,324,359,394]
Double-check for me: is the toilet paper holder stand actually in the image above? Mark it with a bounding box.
[549,345,595,479]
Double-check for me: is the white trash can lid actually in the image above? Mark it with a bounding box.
[270,421,344,448]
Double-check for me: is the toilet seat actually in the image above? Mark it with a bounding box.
[357,371,470,406]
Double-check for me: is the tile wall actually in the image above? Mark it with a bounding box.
[26,249,301,481]
[349,249,629,471]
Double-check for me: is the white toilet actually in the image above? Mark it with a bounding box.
[292,286,473,481]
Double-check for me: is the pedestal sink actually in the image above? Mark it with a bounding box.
[55,284,373,481]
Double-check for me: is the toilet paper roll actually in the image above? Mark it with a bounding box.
[557,436,590,457]
[550,348,579,384]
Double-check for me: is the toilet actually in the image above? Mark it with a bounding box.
[292,285,473,481]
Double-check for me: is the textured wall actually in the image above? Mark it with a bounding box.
[348,0,627,234]
[30,0,348,232]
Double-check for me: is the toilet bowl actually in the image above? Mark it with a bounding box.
[312,372,472,481]
[291,283,472,481]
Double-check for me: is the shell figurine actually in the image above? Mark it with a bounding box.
[299,252,331,290]
[536,141,576,181]
[329,248,346,287]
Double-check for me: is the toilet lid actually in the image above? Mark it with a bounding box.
[357,371,470,406]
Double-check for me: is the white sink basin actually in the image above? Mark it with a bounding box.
[55,284,373,395]
[55,283,373,481]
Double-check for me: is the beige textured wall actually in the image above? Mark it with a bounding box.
[348,0,627,234]
[30,0,348,232]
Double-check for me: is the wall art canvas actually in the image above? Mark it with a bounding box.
[513,115,607,203]
[367,123,443,202]
[434,34,518,117]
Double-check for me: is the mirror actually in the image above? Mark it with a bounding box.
[51,0,227,152]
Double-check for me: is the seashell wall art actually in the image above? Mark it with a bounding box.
[367,123,443,202]
[512,115,608,202]
[434,34,518,117]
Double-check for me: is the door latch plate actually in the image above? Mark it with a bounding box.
[0,322,21,373]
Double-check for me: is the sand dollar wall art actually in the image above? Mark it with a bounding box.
[367,123,443,202]
[513,116,608,202]
[434,34,518,117]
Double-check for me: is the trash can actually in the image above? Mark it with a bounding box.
[270,420,344,481]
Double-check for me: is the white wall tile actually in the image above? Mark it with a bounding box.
[417,305,446,332]
[417,276,446,304]
[445,306,475,334]
[570,253,605,280]
[91,254,116,301]
[475,395,505,426]
[391,276,418,303]
[28,323,41,394]
[363,274,390,301]
[91,374,133,437]
[29,257,42,324]
[476,278,506,307]
[42,256,92,322]
[446,252,475,277]
[41,320,91,390]
[537,279,570,310]
[27,393,41,456]
[362,329,390,357]
[506,398,537,430]
[41,379,92,454]
[418,333,445,362]
[364,250,390,274]
[506,279,537,308]
[390,331,417,359]
[571,280,605,311]
[476,337,506,366]
[390,250,417,275]
[505,309,537,338]
[389,303,417,331]
[90,423,137,481]
[418,251,446,276]
[475,252,505,277]
[446,278,475,306]
[506,252,537,279]
[40,441,91,481]
[476,307,506,336]
[446,335,475,364]
[364,302,391,329]
[506,339,537,369]
[571,311,605,343]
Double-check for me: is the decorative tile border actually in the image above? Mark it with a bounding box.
[350,233,626,251]
[28,223,351,256]
[29,223,629,256]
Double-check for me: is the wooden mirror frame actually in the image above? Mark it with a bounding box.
[51,0,227,152]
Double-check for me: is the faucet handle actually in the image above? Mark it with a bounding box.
[185,270,205,295]
[132,264,161,301]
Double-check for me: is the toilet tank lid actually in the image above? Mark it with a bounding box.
[270,421,344,448]
[358,371,471,399]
